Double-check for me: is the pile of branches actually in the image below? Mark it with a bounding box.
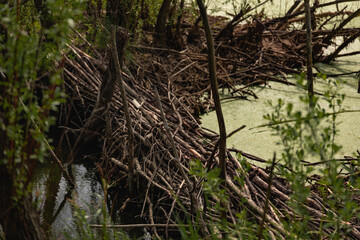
[183,0,360,89]
[63,49,360,240]
[129,0,360,112]
[61,1,360,238]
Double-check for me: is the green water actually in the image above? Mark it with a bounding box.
[201,70,360,162]
[202,1,360,163]
[209,0,360,24]
[32,1,360,236]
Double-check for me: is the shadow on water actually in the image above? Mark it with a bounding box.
[32,158,146,239]
[33,161,105,238]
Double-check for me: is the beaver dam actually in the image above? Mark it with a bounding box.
[56,1,360,239]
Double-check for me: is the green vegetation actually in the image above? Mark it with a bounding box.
[64,182,130,240]
[1,0,360,239]
[182,73,360,239]
[0,0,79,238]
[184,159,258,239]
[264,74,360,239]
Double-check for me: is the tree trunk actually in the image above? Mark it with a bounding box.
[0,131,46,240]
[154,0,172,46]
[196,0,227,222]
[304,0,314,99]
[33,0,55,31]
[111,26,134,193]
[106,0,132,28]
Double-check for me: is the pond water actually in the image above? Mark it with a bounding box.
[201,63,360,163]
[202,0,360,163]
[32,0,360,237]
[209,0,360,22]
[32,163,105,238]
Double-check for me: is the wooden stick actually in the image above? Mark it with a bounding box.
[323,30,360,63]
[154,87,193,192]
[305,0,314,99]
[257,153,277,238]
[18,95,75,187]
[111,26,135,194]
[89,223,188,229]
[197,0,228,227]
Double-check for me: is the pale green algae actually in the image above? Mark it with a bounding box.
[202,1,360,163]
[201,42,360,163]
[201,72,360,162]
[208,0,360,23]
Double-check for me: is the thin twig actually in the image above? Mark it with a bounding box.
[18,96,75,186]
[154,86,193,192]
[111,26,135,193]
[257,153,277,239]
[89,223,189,228]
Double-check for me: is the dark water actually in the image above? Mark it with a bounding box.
[31,2,360,237]
[32,161,146,239]
[32,163,104,238]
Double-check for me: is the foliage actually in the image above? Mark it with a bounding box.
[179,73,360,239]
[134,0,163,28]
[183,159,259,239]
[0,0,80,236]
[2,0,360,238]
[64,193,130,240]
[80,0,166,51]
[264,73,360,238]
[1,0,69,193]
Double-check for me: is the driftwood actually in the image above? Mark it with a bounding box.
[61,3,360,238]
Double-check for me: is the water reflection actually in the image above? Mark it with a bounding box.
[33,163,104,238]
